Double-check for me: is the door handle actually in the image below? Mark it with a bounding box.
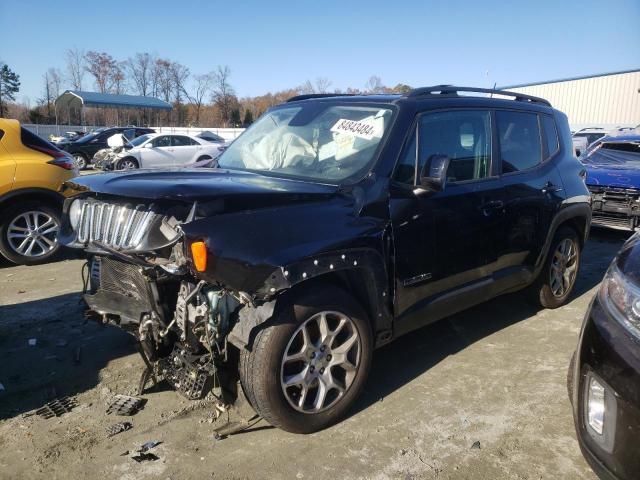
[541,181,563,194]
[478,200,504,216]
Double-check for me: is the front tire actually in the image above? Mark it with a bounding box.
[0,202,61,265]
[528,226,580,309]
[239,286,373,433]
[116,157,139,170]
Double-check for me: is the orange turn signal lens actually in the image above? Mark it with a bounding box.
[191,241,207,272]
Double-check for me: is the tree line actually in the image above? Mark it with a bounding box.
[0,52,412,128]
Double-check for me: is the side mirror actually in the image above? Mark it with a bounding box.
[418,154,450,192]
[144,143,154,149]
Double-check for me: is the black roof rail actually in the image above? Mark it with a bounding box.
[404,85,551,106]
[286,93,356,103]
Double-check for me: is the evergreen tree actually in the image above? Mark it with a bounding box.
[230,107,241,127]
[243,109,254,126]
[0,63,21,117]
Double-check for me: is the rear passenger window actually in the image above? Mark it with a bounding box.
[418,110,492,183]
[540,115,559,158]
[497,111,542,173]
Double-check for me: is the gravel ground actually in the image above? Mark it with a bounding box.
[0,230,629,479]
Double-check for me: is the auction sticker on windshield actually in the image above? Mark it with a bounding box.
[331,118,380,140]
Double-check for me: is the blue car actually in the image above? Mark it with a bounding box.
[582,135,640,230]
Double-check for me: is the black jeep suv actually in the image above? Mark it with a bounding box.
[61,86,591,433]
[58,126,155,169]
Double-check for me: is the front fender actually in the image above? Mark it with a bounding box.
[180,197,388,297]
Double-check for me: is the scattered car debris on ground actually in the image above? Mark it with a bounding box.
[105,421,133,438]
[35,397,77,419]
[131,452,159,462]
[139,440,161,452]
[106,395,146,416]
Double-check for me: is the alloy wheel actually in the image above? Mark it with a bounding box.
[120,159,137,170]
[550,238,578,297]
[73,154,86,169]
[280,311,361,413]
[7,210,59,258]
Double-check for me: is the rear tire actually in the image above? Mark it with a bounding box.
[0,202,61,265]
[239,286,373,433]
[73,153,87,170]
[528,226,580,309]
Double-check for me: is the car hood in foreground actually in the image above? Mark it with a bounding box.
[65,168,340,203]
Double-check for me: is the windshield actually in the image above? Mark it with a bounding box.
[217,103,394,183]
[77,127,108,143]
[129,134,152,147]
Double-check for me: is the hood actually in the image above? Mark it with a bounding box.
[583,147,640,189]
[64,168,340,204]
[585,165,640,190]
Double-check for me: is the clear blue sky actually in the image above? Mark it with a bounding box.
[1,0,639,104]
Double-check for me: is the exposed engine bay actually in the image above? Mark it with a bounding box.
[66,194,262,404]
[85,253,242,401]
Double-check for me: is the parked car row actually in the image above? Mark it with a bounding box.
[53,125,230,171]
[56,126,156,169]
[93,131,228,171]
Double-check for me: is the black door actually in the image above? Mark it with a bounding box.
[390,109,506,329]
[494,110,565,276]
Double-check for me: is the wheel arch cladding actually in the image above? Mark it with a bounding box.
[228,248,393,351]
[0,188,64,214]
[536,203,591,271]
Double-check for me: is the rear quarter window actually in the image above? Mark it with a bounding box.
[540,115,559,158]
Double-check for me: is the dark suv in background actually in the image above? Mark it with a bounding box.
[58,126,155,169]
[61,86,591,433]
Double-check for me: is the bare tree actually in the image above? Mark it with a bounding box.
[84,51,117,93]
[212,65,235,126]
[314,77,332,93]
[364,75,385,93]
[41,70,56,119]
[127,52,153,96]
[190,73,213,124]
[65,47,85,90]
[47,68,63,99]
[112,62,127,94]
[170,61,190,104]
[300,77,333,94]
[153,58,173,102]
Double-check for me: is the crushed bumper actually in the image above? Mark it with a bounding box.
[588,186,640,231]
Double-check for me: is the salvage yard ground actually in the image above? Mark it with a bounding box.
[0,230,628,479]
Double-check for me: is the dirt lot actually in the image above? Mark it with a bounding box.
[0,230,629,479]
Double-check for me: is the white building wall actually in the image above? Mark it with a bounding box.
[503,70,640,130]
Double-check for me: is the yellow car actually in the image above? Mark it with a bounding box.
[0,119,77,265]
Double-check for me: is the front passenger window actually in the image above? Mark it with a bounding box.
[417,110,492,183]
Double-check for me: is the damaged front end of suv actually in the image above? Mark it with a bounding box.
[63,191,247,401]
